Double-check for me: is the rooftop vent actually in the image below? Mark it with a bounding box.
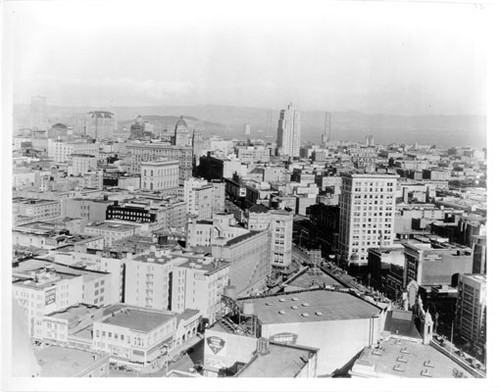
[315,311,324,316]
[291,305,298,310]
[423,360,435,368]
[292,297,299,301]
[265,302,273,306]
[279,298,286,302]
[420,368,432,377]
[278,310,286,315]
[301,313,310,317]
[393,363,405,373]
[302,303,310,307]
[397,355,408,363]
[400,346,409,354]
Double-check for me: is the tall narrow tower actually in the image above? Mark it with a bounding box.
[322,112,332,146]
[276,103,301,158]
[30,96,47,130]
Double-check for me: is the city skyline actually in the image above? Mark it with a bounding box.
[5,0,487,116]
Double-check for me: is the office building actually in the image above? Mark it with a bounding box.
[84,111,117,139]
[183,177,225,219]
[455,274,486,350]
[276,103,301,158]
[84,221,138,247]
[47,139,99,163]
[212,230,271,297]
[68,154,98,176]
[247,205,294,269]
[30,95,48,131]
[141,160,179,191]
[338,174,398,269]
[173,116,192,147]
[126,143,193,182]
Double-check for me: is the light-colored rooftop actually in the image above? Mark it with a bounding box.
[36,346,108,377]
[245,289,381,325]
[101,308,175,333]
[236,343,317,377]
[351,337,476,378]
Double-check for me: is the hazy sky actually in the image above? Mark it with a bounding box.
[4,0,488,115]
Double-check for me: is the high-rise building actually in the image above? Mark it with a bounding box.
[366,135,375,146]
[322,112,331,146]
[247,205,294,269]
[84,111,117,139]
[173,116,192,147]
[455,274,486,351]
[30,96,48,131]
[276,103,301,157]
[338,174,398,268]
[471,235,487,274]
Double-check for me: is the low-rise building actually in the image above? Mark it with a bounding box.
[92,305,177,366]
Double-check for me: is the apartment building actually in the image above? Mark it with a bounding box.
[171,258,230,324]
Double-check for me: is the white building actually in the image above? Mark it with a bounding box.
[48,140,99,163]
[172,258,230,324]
[247,205,294,268]
[338,174,398,267]
[84,221,138,247]
[68,154,98,176]
[12,266,84,339]
[124,253,186,311]
[141,160,179,191]
[277,103,301,158]
[183,177,224,220]
[30,95,48,130]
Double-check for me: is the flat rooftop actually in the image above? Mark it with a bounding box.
[46,304,100,321]
[244,289,381,325]
[351,337,476,378]
[177,258,230,275]
[101,308,175,333]
[36,346,108,377]
[86,221,137,231]
[236,343,317,377]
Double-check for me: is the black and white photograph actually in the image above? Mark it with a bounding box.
[1,0,497,390]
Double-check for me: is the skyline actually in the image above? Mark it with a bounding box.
[4,0,488,116]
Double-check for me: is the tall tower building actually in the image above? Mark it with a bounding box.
[276,103,301,157]
[455,274,486,353]
[322,112,331,146]
[84,111,117,139]
[173,115,192,147]
[338,174,398,269]
[30,96,48,130]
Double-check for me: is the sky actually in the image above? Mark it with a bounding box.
[3,0,489,115]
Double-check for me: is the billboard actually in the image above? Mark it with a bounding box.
[45,288,56,305]
[269,332,299,345]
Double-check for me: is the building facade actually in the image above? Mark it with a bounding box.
[338,174,398,268]
[141,160,179,191]
[276,103,301,158]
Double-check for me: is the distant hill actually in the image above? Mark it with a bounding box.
[13,104,486,148]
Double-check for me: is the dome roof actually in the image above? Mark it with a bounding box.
[175,115,188,130]
[51,123,68,129]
